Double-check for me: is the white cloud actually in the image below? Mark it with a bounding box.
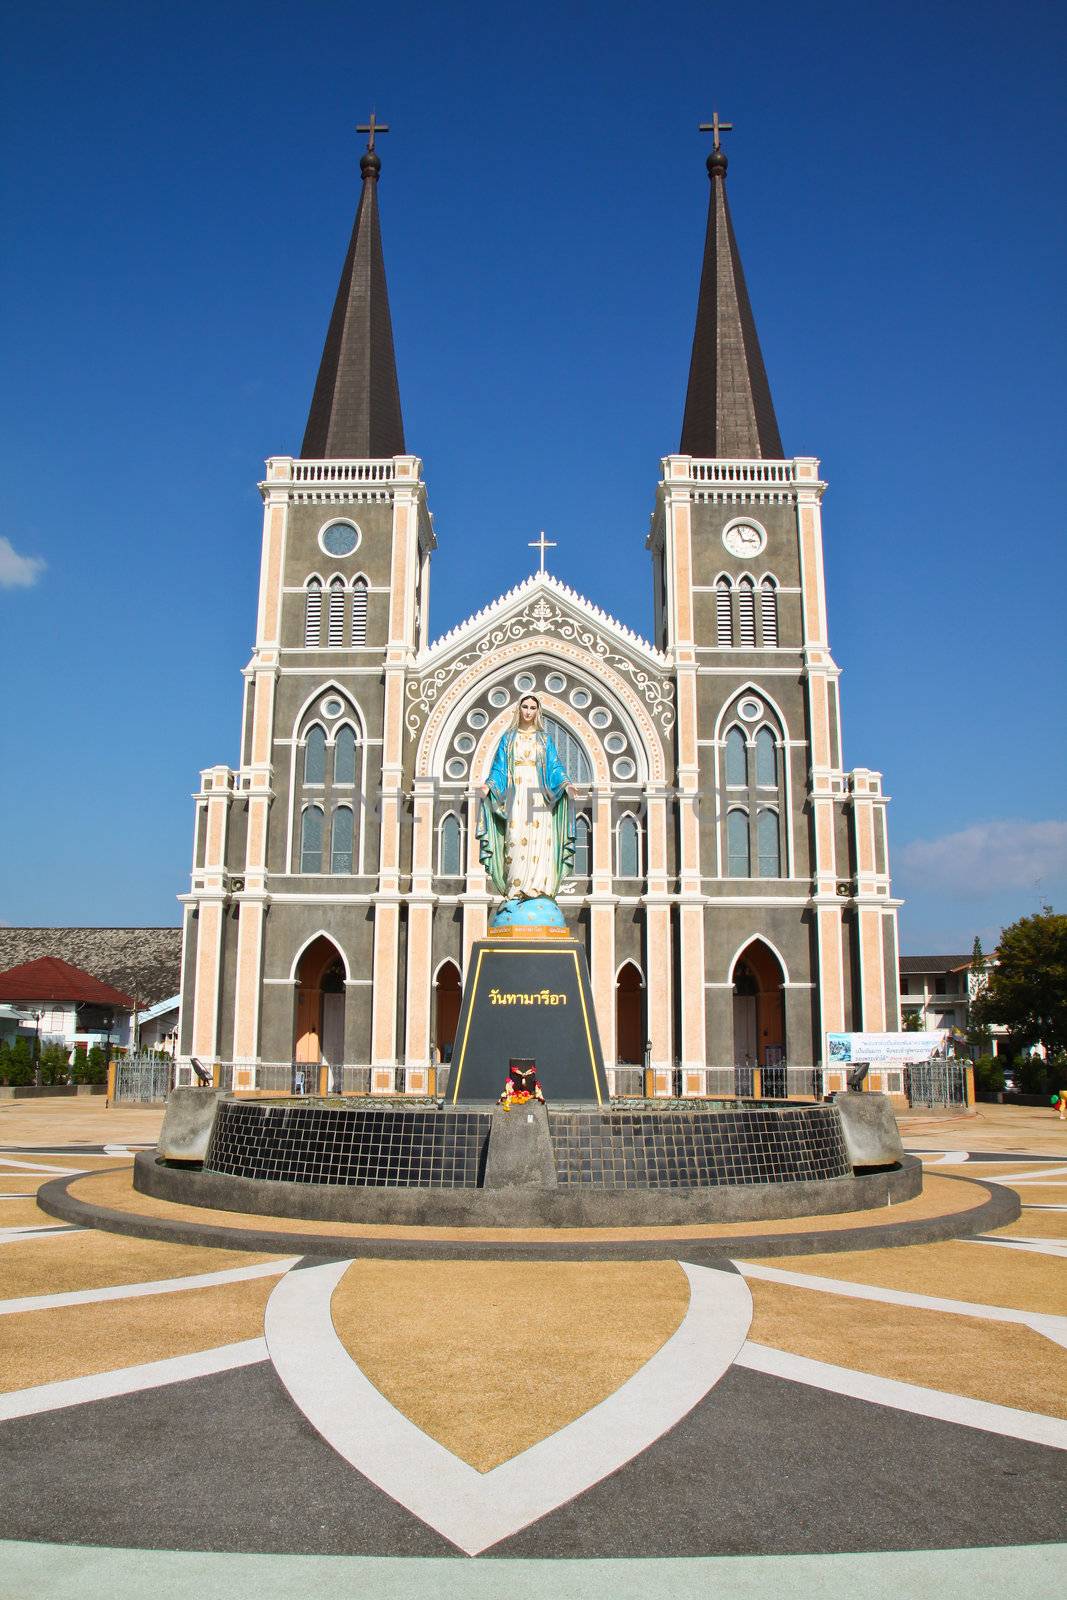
[0,536,46,589]
[896,820,1067,900]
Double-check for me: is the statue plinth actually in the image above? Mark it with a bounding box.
[449,934,607,1105]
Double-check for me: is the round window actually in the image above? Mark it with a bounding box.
[612,757,636,780]
[467,707,489,729]
[445,757,468,780]
[739,699,762,721]
[545,671,567,694]
[454,733,476,755]
[513,671,537,693]
[604,732,627,755]
[569,687,592,709]
[321,698,344,719]
[589,707,611,729]
[488,687,511,709]
[319,521,361,558]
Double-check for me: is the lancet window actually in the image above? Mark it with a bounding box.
[719,702,788,878]
[327,579,346,647]
[294,698,363,874]
[303,725,326,786]
[616,813,642,879]
[439,812,463,877]
[715,577,733,646]
[351,577,368,645]
[738,578,757,647]
[304,579,323,646]
[760,578,778,647]
[330,806,354,874]
[572,813,592,877]
[300,805,324,873]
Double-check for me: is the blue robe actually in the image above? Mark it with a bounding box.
[477,731,575,900]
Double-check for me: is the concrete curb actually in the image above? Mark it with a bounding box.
[35,1162,1019,1262]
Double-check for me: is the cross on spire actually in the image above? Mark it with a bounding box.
[528,530,557,574]
[698,111,733,151]
[357,111,390,151]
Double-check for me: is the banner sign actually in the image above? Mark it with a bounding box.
[826,1030,947,1066]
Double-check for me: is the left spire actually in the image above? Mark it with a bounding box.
[301,114,406,459]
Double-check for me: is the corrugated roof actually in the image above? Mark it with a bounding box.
[899,955,973,975]
[0,956,134,1007]
[0,929,181,1007]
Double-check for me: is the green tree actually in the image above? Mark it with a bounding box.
[971,907,1067,1059]
[0,1037,35,1086]
[901,1009,923,1032]
[967,935,992,1056]
[38,1043,69,1086]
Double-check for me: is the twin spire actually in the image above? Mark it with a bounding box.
[301,114,783,461]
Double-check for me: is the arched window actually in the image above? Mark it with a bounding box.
[760,578,778,647]
[725,726,747,786]
[738,578,756,647]
[351,577,368,645]
[755,727,777,787]
[715,577,733,646]
[543,715,592,785]
[327,579,346,647]
[304,725,326,785]
[300,805,324,873]
[757,808,780,877]
[727,808,750,877]
[304,580,323,647]
[617,814,641,878]
[334,724,357,785]
[572,814,592,876]
[440,812,462,876]
[330,806,354,874]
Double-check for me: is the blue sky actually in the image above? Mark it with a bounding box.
[2,0,1065,953]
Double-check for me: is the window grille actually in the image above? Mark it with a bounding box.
[756,727,777,787]
[725,727,747,786]
[304,726,326,785]
[330,806,354,874]
[334,725,357,785]
[351,578,368,645]
[727,808,750,877]
[757,807,781,877]
[738,579,756,647]
[300,806,324,873]
[543,715,592,785]
[304,581,322,647]
[760,578,778,647]
[715,578,733,645]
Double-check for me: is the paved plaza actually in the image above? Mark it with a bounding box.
[0,1097,1063,1598]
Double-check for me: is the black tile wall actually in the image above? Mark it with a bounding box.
[204,1102,490,1188]
[547,1107,851,1188]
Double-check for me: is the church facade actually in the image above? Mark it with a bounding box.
[176,131,901,1092]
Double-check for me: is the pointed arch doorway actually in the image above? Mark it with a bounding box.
[615,962,645,1065]
[434,960,462,1065]
[732,939,785,1070]
[294,936,346,1087]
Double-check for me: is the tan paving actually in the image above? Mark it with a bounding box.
[0,1197,52,1227]
[332,1259,689,1471]
[745,1240,1067,1318]
[0,1098,164,1146]
[1000,1211,1067,1240]
[0,1230,283,1298]
[899,1103,1067,1157]
[63,1164,989,1244]
[747,1280,1067,1418]
[0,1276,274,1393]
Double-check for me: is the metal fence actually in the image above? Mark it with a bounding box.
[112,1055,174,1103]
[905,1059,968,1109]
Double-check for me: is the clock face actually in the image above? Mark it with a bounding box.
[723,521,766,558]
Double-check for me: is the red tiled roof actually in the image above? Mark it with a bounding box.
[0,956,134,1007]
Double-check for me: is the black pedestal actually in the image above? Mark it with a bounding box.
[449,937,607,1104]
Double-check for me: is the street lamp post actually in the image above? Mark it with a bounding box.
[32,1011,43,1088]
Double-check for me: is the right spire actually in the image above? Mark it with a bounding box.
[679,115,784,459]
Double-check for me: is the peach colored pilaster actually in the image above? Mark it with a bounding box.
[232,901,265,1063]
[371,902,400,1065]
[256,500,287,648]
[592,791,612,893]
[251,671,277,768]
[816,905,845,1038]
[404,901,433,1068]
[590,904,616,1065]
[461,900,489,973]
[679,904,706,1066]
[645,903,672,1068]
[191,901,224,1059]
[858,907,886,1031]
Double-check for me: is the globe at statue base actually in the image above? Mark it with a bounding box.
[489,896,567,933]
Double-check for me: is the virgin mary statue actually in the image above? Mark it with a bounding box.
[477,695,575,909]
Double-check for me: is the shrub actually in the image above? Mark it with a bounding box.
[38,1044,69,1086]
[973,1055,1005,1094]
[1016,1054,1054,1096]
[0,1037,35,1086]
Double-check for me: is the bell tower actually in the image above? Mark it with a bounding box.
[648,117,900,1072]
